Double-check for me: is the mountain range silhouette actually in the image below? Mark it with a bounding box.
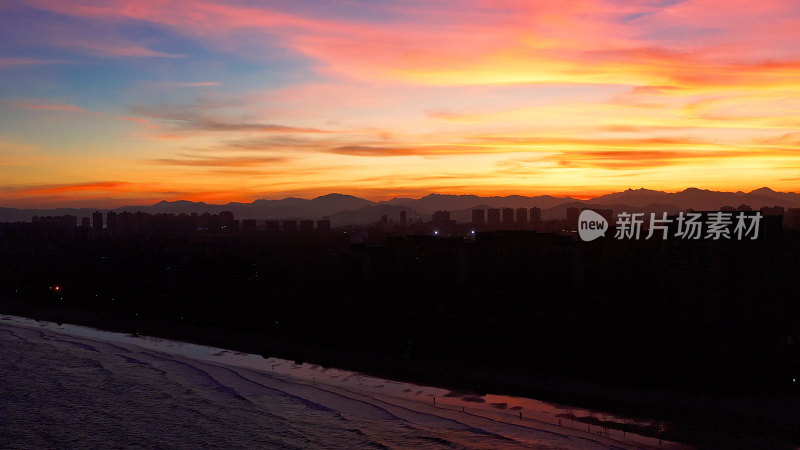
[2,188,799,226]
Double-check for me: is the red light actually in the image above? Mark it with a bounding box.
[54,286,60,291]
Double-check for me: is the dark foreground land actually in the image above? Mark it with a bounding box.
[1,223,799,448]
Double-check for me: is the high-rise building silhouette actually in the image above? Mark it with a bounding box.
[106,211,117,231]
[785,208,800,229]
[119,211,134,233]
[487,208,501,227]
[567,207,580,229]
[529,207,541,223]
[219,211,235,229]
[92,211,103,230]
[515,208,527,226]
[502,208,514,225]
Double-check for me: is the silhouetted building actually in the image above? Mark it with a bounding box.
[487,208,501,227]
[29,214,78,239]
[300,220,314,232]
[738,204,753,211]
[432,210,451,222]
[135,211,150,233]
[317,219,331,231]
[106,211,117,231]
[471,209,485,227]
[242,219,257,232]
[432,210,455,235]
[119,212,134,233]
[265,220,280,232]
[502,208,514,225]
[81,217,91,229]
[566,207,580,229]
[219,211,235,230]
[399,210,407,226]
[32,214,77,229]
[92,211,103,230]
[516,208,527,226]
[283,220,297,232]
[785,208,800,230]
[530,207,542,223]
[761,206,785,216]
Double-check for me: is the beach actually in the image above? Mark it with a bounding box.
[0,315,682,449]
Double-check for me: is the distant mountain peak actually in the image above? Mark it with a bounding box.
[750,187,775,194]
[313,193,358,200]
[153,200,204,206]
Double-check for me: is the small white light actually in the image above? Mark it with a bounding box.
[434,230,439,235]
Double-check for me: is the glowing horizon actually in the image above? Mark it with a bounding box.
[2,0,800,208]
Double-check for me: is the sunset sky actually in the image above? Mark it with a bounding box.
[1,0,800,207]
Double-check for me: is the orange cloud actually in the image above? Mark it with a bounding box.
[16,181,135,196]
[329,145,495,157]
[152,156,287,167]
[549,149,760,170]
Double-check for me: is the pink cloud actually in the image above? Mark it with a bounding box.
[16,0,798,86]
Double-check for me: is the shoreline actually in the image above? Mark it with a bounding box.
[1,298,798,448]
